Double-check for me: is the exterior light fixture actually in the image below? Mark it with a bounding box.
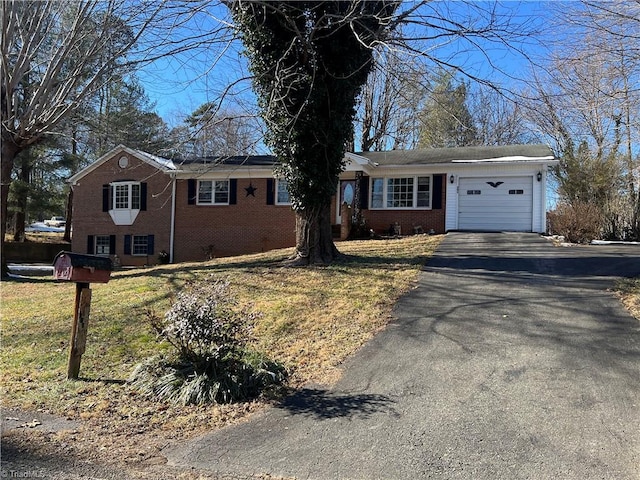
[450,175,455,184]
[536,171,542,182]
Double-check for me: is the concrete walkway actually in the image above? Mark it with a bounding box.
[166,233,640,479]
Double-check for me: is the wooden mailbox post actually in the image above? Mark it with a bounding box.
[53,252,112,380]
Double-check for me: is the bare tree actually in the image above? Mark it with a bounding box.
[468,84,529,146]
[357,48,428,151]
[171,101,261,157]
[0,0,229,274]
[524,0,640,239]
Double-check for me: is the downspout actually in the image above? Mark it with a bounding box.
[541,165,547,234]
[170,174,176,263]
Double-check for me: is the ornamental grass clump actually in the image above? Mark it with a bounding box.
[129,278,287,405]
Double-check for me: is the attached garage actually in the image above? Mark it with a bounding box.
[458,176,533,232]
[356,145,556,235]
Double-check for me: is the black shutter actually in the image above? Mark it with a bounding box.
[124,235,132,255]
[266,178,274,205]
[187,179,196,205]
[432,174,443,210]
[359,176,370,210]
[140,182,147,211]
[87,235,94,254]
[229,179,237,205]
[109,235,116,255]
[147,235,154,255]
[102,185,110,212]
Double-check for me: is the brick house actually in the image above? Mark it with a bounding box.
[69,144,556,266]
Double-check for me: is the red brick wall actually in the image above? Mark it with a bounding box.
[72,153,446,265]
[71,152,173,267]
[363,177,447,235]
[173,178,296,262]
[364,209,445,236]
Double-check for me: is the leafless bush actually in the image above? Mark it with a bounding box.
[548,202,603,244]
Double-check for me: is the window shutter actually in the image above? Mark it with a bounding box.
[147,235,155,255]
[187,179,196,205]
[140,182,147,211]
[432,174,443,210]
[87,235,94,254]
[124,235,132,255]
[359,176,369,210]
[229,179,237,205]
[266,178,274,205]
[102,185,110,212]
[109,235,116,254]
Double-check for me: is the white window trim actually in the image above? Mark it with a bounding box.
[275,178,291,205]
[370,175,433,210]
[111,181,140,210]
[95,235,111,256]
[132,235,149,256]
[197,179,230,205]
[109,181,140,225]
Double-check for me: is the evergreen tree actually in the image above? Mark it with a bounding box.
[418,69,477,148]
[89,76,170,156]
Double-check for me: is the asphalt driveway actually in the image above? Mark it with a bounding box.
[166,233,640,479]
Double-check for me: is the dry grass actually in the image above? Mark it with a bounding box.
[5,231,67,244]
[1,235,442,464]
[616,278,640,321]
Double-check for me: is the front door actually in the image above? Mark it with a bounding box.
[337,180,356,224]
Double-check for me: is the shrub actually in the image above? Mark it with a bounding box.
[157,250,170,264]
[129,278,287,405]
[548,201,603,244]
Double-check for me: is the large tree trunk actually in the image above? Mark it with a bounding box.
[289,203,340,265]
[12,154,30,242]
[1,141,20,277]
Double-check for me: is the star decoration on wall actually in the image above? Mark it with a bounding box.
[245,182,257,197]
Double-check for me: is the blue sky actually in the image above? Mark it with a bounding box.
[139,1,557,127]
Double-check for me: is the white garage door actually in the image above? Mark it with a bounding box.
[458,176,533,231]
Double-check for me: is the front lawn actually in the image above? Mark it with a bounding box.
[1,235,442,466]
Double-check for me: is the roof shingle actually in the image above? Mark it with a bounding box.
[355,144,554,166]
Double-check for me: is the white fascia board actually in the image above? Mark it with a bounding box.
[451,155,556,164]
[369,163,452,176]
[68,145,128,185]
[173,166,276,179]
[344,152,377,173]
[68,145,176,185]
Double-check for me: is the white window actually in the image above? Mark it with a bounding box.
[95,235,111,255]
[387,178,414,208]
[370,176,432,209]
[371,178,384,208]
[132,235,149,255]
[112,182,140,210]
[276,179,291,204]
[109,181,142,225]
[198,180,229,205]
[417,176,431,207]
